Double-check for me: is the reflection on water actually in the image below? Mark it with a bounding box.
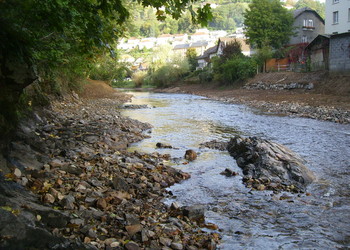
[120,91,350,249]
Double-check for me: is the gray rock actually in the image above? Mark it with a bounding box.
[112,176,129,191]
[227,136,315,190]
[84,135,99,144]
[61,165,83,175]
[156,142,173,148]
[49,159,65,168]
[60,195,75,209]
[125,241,140,250]
[171,242,184,250]
[183,205,205,223]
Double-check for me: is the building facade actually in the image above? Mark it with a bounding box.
[329,32,350,72]
[289,7,325,45]
[325,0,350,34]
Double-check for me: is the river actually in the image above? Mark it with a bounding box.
[120,91,350,249]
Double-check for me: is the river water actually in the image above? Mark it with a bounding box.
[120,91,350,249]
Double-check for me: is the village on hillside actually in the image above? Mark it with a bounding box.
[117,1,349,74]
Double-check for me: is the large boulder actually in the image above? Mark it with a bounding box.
[227,136,315,191]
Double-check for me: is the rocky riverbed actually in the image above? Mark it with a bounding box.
[0,94,220,249]
[160,86,350,124]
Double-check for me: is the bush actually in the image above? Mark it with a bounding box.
[213,56,257,84]
[132,71,148,87]
[198,68,213,83]
[149,60,190,87]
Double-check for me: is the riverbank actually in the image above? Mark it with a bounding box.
[160,72,350,124]
[0,80,219,249]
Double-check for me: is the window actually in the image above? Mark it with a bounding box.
[333,11,339,24]
[301,36,308,43]
[303,19,314,27]
[348,8,350,22]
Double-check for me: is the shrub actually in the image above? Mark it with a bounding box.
[132,71,148,87]
[213,56,257,84]
[198,68,213,83]
[149,60,190,87]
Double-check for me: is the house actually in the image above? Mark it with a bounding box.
[156,34,174,45]
[289,7,325,46]
[190,30,210,42]
[173,34,189,45]
[281,7,325,69]
[189,41,210,56]
[305,34,330,71]
[197,45,218,69]
[325,0,350,34]
[173,41,211,58]
[173,43,190,57]
[138,37,156,50]
[117,37,140,50]
[209,30,227,40]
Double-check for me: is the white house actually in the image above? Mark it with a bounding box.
[138,37,156,50]
[325,0,350,34]
[156,34,174,45]
[197,45,218,69]
[172,34,189,45]
[209,30,228,39]
[190,29,210,42]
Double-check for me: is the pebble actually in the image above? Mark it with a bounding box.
[13,168,22,178]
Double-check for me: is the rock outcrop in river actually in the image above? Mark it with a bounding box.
[227,136,315,192]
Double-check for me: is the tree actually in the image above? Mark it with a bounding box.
[186,48,198,71]
[221,40,243,60]
[0,0,213,135]
[244,0,294,49]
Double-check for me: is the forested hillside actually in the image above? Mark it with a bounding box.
[126,1,252,37]
[124,0,325,38]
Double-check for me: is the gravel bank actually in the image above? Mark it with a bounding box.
[0,93,220,249]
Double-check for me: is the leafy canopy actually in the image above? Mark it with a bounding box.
[244,0,294,49]
[1,0,213,73]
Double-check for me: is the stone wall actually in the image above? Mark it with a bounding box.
[329,33,350,73]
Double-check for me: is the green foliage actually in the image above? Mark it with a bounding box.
[89,53,131,84]
[132,71,148,88]
[148,60,190,87]
[186,48,198,72]
[244,0,295,49]
[212,56,256,84]
[1,0,213,84]
[252,46,273,72]
[198,69,214,83]
[222,39,243,60]
[124,1,251,37]
[209,3,249,31]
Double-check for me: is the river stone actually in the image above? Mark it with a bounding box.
[227,136,315,190]
[182,205,205,223]
[156,142,172,148]
[112,176,129,191]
